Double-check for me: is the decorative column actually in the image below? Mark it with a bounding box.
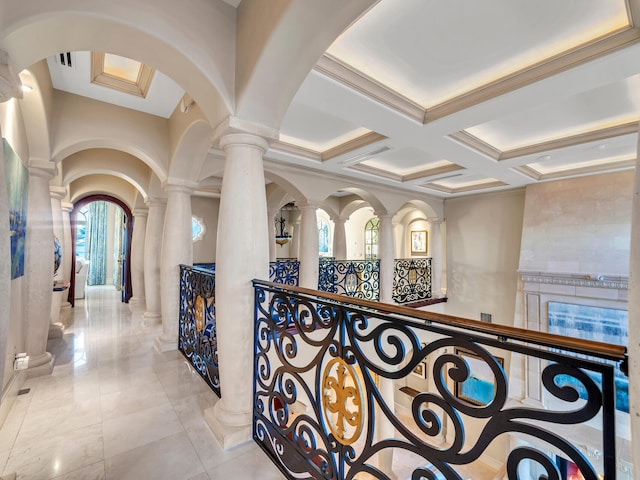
[154,182,194,352]
[128,207,148,312]
[628,129,640,478]
[268,208,277,262]
[290,209,301,260]
[24,162,56,377]
[298,203,319,289]
[332,216,347,260]
[205,133,269,448]
[377,213,395,304]
[49,186,66,336]
[374,374,396,478]
[427,218,444,297]
[60,201,73,316]
[143,197,166,325]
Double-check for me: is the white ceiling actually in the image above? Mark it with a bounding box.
[46,51,184,118]
[45,0,640,198]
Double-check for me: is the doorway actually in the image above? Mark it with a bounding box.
[68,195,133,306]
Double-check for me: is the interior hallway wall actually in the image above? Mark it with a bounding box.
[191,196,219,263]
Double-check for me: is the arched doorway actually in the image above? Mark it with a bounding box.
[68,194,133,306]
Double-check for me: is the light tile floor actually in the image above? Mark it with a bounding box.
[0,286,285,480]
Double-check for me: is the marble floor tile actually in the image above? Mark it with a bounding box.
[104,432,205,480]
[102,402,184,458]
[207,446,285,480]
[99,379,169,421]
[171,391,219,431]
[50,461,105,480]
[2,423,103,480]
[0,449,9,475]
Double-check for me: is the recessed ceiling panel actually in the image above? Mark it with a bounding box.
[327,0,628,107]
[360,147,452,176]
[47,51,184,118]
[280,102,370,151]
[466,75,640,151]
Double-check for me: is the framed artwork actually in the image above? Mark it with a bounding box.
[411,361,427,379]
[411,230,427,255]
[454,348,503,405]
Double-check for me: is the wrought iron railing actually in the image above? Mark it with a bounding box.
[393,257,432,303]
[270,260,300,286]
[252,280,627,480]
[318,259,380,301]
[179,265,220,396]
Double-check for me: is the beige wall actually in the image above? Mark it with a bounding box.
[441,188,526,325]
[0,98,29,415]
[191,196,219,264]
[519,171,632,275]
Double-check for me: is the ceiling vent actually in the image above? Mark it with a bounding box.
[55,52,74,68]
[338,145,392,166]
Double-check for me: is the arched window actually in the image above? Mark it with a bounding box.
[318,218,330,255]
[364,217,379,259]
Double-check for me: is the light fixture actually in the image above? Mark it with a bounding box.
[275,215,291,246]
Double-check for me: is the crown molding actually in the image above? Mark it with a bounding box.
[421,179,507,194]
[452,121,639,162]
[514,157,636,181]
[314,54,425,123]
[315,28,640,126]
[519,270,628,290]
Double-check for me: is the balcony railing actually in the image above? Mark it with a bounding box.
[252,280,628,480]
[393,257,431,303]
[319,259,380,301]
[179,264,220,396]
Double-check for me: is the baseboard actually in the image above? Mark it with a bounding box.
[0,370,26,430]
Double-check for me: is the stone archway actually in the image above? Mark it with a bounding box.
[68,194,133,306]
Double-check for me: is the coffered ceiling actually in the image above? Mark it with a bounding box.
[44,0,640,198]
[271,0,640,196]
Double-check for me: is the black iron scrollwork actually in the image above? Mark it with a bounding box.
[179,265,220,396]
[318,260,380,301]
[253,281,618,480]
[393,257,432,303]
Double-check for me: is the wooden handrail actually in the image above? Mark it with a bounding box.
[253,279,628,363]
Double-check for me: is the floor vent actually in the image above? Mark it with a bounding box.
[17,388,30,396]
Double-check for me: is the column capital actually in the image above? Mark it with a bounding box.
[49,185,67,201]
[145,196,168,208]
[132,208,149,217]
[163,178,197,194]
[375,212,394,220]
[427,217,444,225]
[61,201,73,213]
[212,115,279,144]
[28,162,56,180]
[219,133,269,154]
[0,49,23,102]
[298,201,322,211]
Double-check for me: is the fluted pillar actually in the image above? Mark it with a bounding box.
[332,217,347,260]
[205,133,269,448]
[268,208,277,262]
[154,183,194,352]
[49,186,66,335]
[377,214,395,303]
[143,197,166,325]
[128,208,148,312]
[628,128,640,478]
[298,204,319,289]
[427,218,444,297]
[25,163,56,377]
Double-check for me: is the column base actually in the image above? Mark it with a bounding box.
[204,402,252,450]
[26,352,55,378]
[48,322,65,339]
[142,311,162,326]
[153,334,178,353]
[128,297,146,313]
